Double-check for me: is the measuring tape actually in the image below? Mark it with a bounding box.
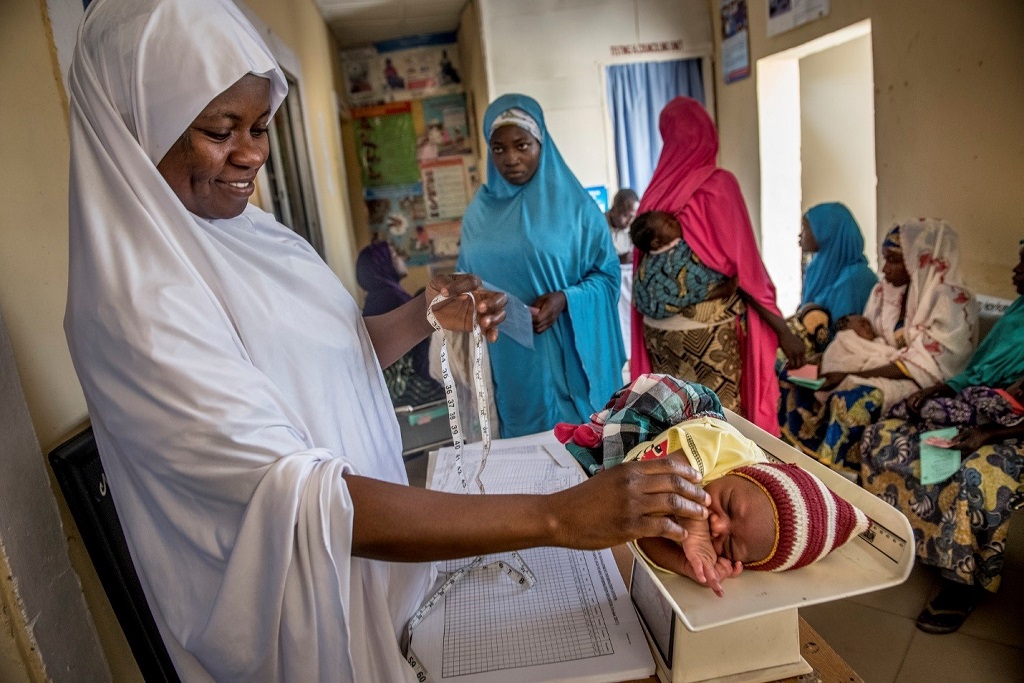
[404,291,537,682]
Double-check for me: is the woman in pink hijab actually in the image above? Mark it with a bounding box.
[630,97,803,435]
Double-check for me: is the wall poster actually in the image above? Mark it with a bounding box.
[766,0,830,37]
[420,157,471,221]
[352,102,420,187]
[418,93,473,161]
[720,0,750,84]
[341,33,463,108]
[364,183,426,256]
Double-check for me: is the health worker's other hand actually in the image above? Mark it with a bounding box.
[531,291,567,334]
[427,273,507,342]
[544,453,710,551]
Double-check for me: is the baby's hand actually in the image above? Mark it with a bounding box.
[679,518,731,596]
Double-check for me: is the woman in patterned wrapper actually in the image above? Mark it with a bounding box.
[780,219,977,474]
[630,98,805,436]
[860,239,1024,635]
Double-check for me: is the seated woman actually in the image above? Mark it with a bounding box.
[355,239,437,400]
[860,240,1024,634]
[780,219,977,472]
[788,203,878,358]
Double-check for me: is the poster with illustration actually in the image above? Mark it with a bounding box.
[420,157,471,221]
[364,183,426,257]
[720,0,750,83]
[341,34,463,106]
[419,220,462,264]
[766,0,829,36]
[352,103,420,187]
[418,93,473,160]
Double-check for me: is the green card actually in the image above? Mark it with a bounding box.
[919,427,961,485]
[788,376,826,390]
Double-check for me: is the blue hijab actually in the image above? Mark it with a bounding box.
[800,203,878,321]
[458,94,624,437]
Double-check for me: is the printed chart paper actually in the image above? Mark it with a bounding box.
[416,433,654,682]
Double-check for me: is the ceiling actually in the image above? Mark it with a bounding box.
[314,0,469,49]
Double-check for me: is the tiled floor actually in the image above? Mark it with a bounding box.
[403,453,1024,683]
[800,515,1024,683]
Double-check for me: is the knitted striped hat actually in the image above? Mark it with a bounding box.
[732,462,870,572]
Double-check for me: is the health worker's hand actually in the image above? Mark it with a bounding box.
[543,453,711,551]
[427,273,507,342]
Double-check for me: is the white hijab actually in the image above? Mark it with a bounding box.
[66,0,432,680]
[863,218,977,389]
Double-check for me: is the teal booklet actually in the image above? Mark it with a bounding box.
[919,427,961,485]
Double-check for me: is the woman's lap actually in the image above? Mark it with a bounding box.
[861,418,1024,590]
[779,381,883,472]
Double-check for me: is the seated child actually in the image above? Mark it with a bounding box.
[629,211,736,320]
[556,374,870,596]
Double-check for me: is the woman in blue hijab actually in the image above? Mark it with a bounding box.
[458,94,625,437]
[800,202,878,323]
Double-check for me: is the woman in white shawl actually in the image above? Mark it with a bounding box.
[65,1,711,680]
[780,219,977,473]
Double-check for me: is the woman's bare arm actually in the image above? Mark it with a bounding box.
[345,454,711,562]
[738,289,806,368]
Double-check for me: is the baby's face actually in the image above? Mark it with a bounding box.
[645,215,681,252]
[845,315,875,340]
[703,474,777,564]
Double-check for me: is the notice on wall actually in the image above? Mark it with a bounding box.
[341,34,463,107]
[418,93,473,160]
[421,157,471,221]
[766,0,830,37]
[364,183,426,256]
[720,0,750,84]
[353,102,421,187]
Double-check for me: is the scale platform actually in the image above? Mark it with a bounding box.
[629,409,914,683]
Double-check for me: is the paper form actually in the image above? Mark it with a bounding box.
[416,433,655,682]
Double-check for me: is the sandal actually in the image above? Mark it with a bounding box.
[915,583,980,634]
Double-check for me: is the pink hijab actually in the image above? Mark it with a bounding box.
[631,97,782,435]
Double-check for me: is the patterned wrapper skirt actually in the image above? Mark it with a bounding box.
[779,381,884,473]
[643,293,745,414]
[860,387,1024,591]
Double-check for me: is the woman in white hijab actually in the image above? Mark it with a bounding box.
[65,1,711,680]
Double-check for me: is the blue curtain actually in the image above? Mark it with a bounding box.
[606,59,704,196]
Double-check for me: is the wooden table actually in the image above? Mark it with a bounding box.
[610,546,862,683]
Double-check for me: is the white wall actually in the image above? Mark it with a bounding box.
[800,33,877,267]
[712,0,1024,301]
[477,0,712,191]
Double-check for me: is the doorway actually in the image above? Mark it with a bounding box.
[756,20,876,315]
[264,74,325,258]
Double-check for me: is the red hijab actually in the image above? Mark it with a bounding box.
[631,97,782,435]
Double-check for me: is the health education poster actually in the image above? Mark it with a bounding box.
[420,157,471,222]
[766,0,830,37]
[352,102,420,187]
[341,33,463,107]
[417,93,473,161]
[720,0,750,84]
[364,183,426,257]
